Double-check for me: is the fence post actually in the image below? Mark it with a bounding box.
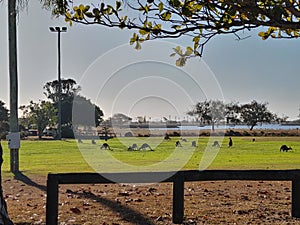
[172,173,184,224]
[46,174,59,225]
[292,175,300,218]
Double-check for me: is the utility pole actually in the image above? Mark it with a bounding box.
[8,0,20,173]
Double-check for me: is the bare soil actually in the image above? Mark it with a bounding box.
[3,174,300,225]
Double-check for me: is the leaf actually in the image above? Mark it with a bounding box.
[79,4,85,11]
[176,57,186,67]
[185,46,193,56]
[170,53,176,57]
[130,33,138,45]
[169,0,181,8]
[116,1,122,10]
[84,5,90,12]
[182,6,192,17]
[93,8,100,16]
[84,12,94,18]
[161,11,171,20]
[135,42,142,50]
[173,46,183,55]
[158,2,164,12]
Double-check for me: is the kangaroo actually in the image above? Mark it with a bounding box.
[212,141,220,147]
[280,145,292,152]
[191,141,197,147]
[176,141,182,147]
[128,143,138,151]
[228,137,233,147]
[101,143,111,150]
[139,143,153,151]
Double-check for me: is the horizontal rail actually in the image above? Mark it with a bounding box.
[46,170,300,225]
[49,169,300,184]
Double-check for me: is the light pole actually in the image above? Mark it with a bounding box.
[49,26,67,140]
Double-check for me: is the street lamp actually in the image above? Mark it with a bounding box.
[49,26,67,140]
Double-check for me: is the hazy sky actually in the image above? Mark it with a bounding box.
[1,1,300,120]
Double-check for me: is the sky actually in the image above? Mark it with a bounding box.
[1,1,300,121]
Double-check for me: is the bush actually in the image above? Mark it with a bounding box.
[0,132,8,140]
[61,127,75,138]
[172,131,181,137]
[124,132,133,137]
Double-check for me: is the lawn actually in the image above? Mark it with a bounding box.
[1,136,300,176]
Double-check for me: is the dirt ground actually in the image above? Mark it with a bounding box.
[2,174,300,225]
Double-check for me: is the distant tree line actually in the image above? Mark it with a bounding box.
[0,95,293,139]
[187,100,281,131]
[102,100,285,131]
[0,101,9,138]
[0,78,104,139]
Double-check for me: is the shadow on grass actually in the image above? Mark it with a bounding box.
[69,189,156,225]
[13,171,47,192]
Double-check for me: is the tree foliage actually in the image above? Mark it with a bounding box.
[45,0,300,65]
[0,101,9,134]
[0,101,9,124]
[187,100,226,131]
[72,95,104,128]
[20,100,57,139]
[43,79,104,137]
[239,100,276,130]
[188,100,277,130]
[43,78,81,103]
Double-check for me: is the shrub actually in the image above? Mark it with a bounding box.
[124,132,133,137]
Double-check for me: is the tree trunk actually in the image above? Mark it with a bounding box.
[8,0,20,173]
[0,142,14,225]
[211,121,215,132]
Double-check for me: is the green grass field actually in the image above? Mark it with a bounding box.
[1,136,300,176]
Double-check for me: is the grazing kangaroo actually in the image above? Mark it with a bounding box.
[280,145,292,152]
[101,143,111,150]
[139,143,153,151]
[164,134,171,140]
[212,141,220,147]
[128,143,138,151]
[191,141,197,147]
[176,141,182,147]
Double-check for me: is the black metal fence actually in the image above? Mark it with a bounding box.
[46,170,300,225]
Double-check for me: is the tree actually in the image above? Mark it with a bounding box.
[72,95,104,128]
[20,101,57,139]
[187,100,226,131]
[43,79,104,137]
[44,78,79,137]
[43,78,81,103]
[0,101,9,134]
[225,102,241,125]
[239,100,276,130]
[46,0,300,65]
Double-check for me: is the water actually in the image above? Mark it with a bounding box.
[149,124,300,131]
